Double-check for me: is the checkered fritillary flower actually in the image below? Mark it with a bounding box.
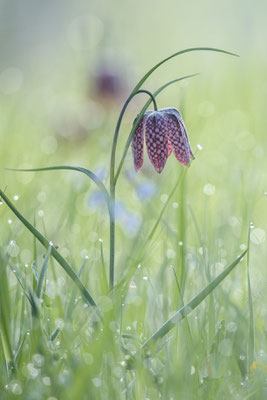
[131,108,194,173]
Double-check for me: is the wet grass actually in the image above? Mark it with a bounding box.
[0,53,267,399]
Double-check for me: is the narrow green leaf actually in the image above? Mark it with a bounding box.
[0,189,99,312]
[132,47,238,94]
[246,225,255,372]
[6,165,111,215]
[36,244,52,298]
[2,254,39,316]
[99,239,108,294]
[0,256,14,374]
[66,257,88,319]
[14,331,28,366]
[141,249,248,350]
[115,169,187,299]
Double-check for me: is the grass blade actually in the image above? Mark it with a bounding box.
[6,165,111,214]
[0,189,99,312]
[0,257,14,375]
[141,249,248,351]
[36,243,52,298]
[115,169,187,297]
[132,47,238,95]
[247,224,255,372]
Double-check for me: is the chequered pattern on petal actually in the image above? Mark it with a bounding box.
[167,138,172,157]
[179,119,194,159]
[165,114,193,167]
[145,113,169,173]
[131,116,145,172]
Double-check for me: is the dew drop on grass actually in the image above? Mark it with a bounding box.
[38,210,44,217]
[143,276,148,281]
[10,381,22,396]
[55,318,64,329]
[197,143,203,150]
[166,249,175,259]
[203,183,216,196]
[8,219,12,224]
[33,353,45,367]
[249,222,254,229]
[172,202,179,209]
[80,249,89,258]
[43,377,51,386]
[226,322,237,333]
[250,228,266,244]
[13,194,19,201]
[8,244,20,258]
[92,377,102,388]
[178,241,183,246]
[190,366,196,375]
[239,355,245,361]
[27,363,39,379]
[160,194,168,203]
[129,281,136,290]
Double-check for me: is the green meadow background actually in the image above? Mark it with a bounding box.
[0,0,267,399]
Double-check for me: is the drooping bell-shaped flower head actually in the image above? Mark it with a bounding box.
[131,108,194,173]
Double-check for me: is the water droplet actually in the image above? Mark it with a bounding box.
[38,210,44,217]
[178,241,183,246]
[92,377,102,387]
[250,228,266,244]
[143,276,148,281]
[172,202,179,209]
[120,360,127,367]
[250,222,254,228]
[129,281,136,290]
[8,219,12,224]
[43,376,51,386]
[166,249,175,259]
[240,355,245,361]
[203,183,216,196]
[55,318,64,329]
[226,322,237,333]
[197,143,203,150]
[160,194,168,203]
[33,353,44,367]
[190,365,196,375]
[10,381,22,395]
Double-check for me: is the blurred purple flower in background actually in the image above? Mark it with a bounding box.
[136,181,158,201]
[132,108,194,173]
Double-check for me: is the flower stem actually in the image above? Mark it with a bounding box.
[109,90,159,290]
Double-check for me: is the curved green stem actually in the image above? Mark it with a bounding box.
[109,89,160,290]
[108,47,238,291]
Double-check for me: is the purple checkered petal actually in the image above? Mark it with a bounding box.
[131,112,151,172]
[145,112,169,173]
[164,111,194,167]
